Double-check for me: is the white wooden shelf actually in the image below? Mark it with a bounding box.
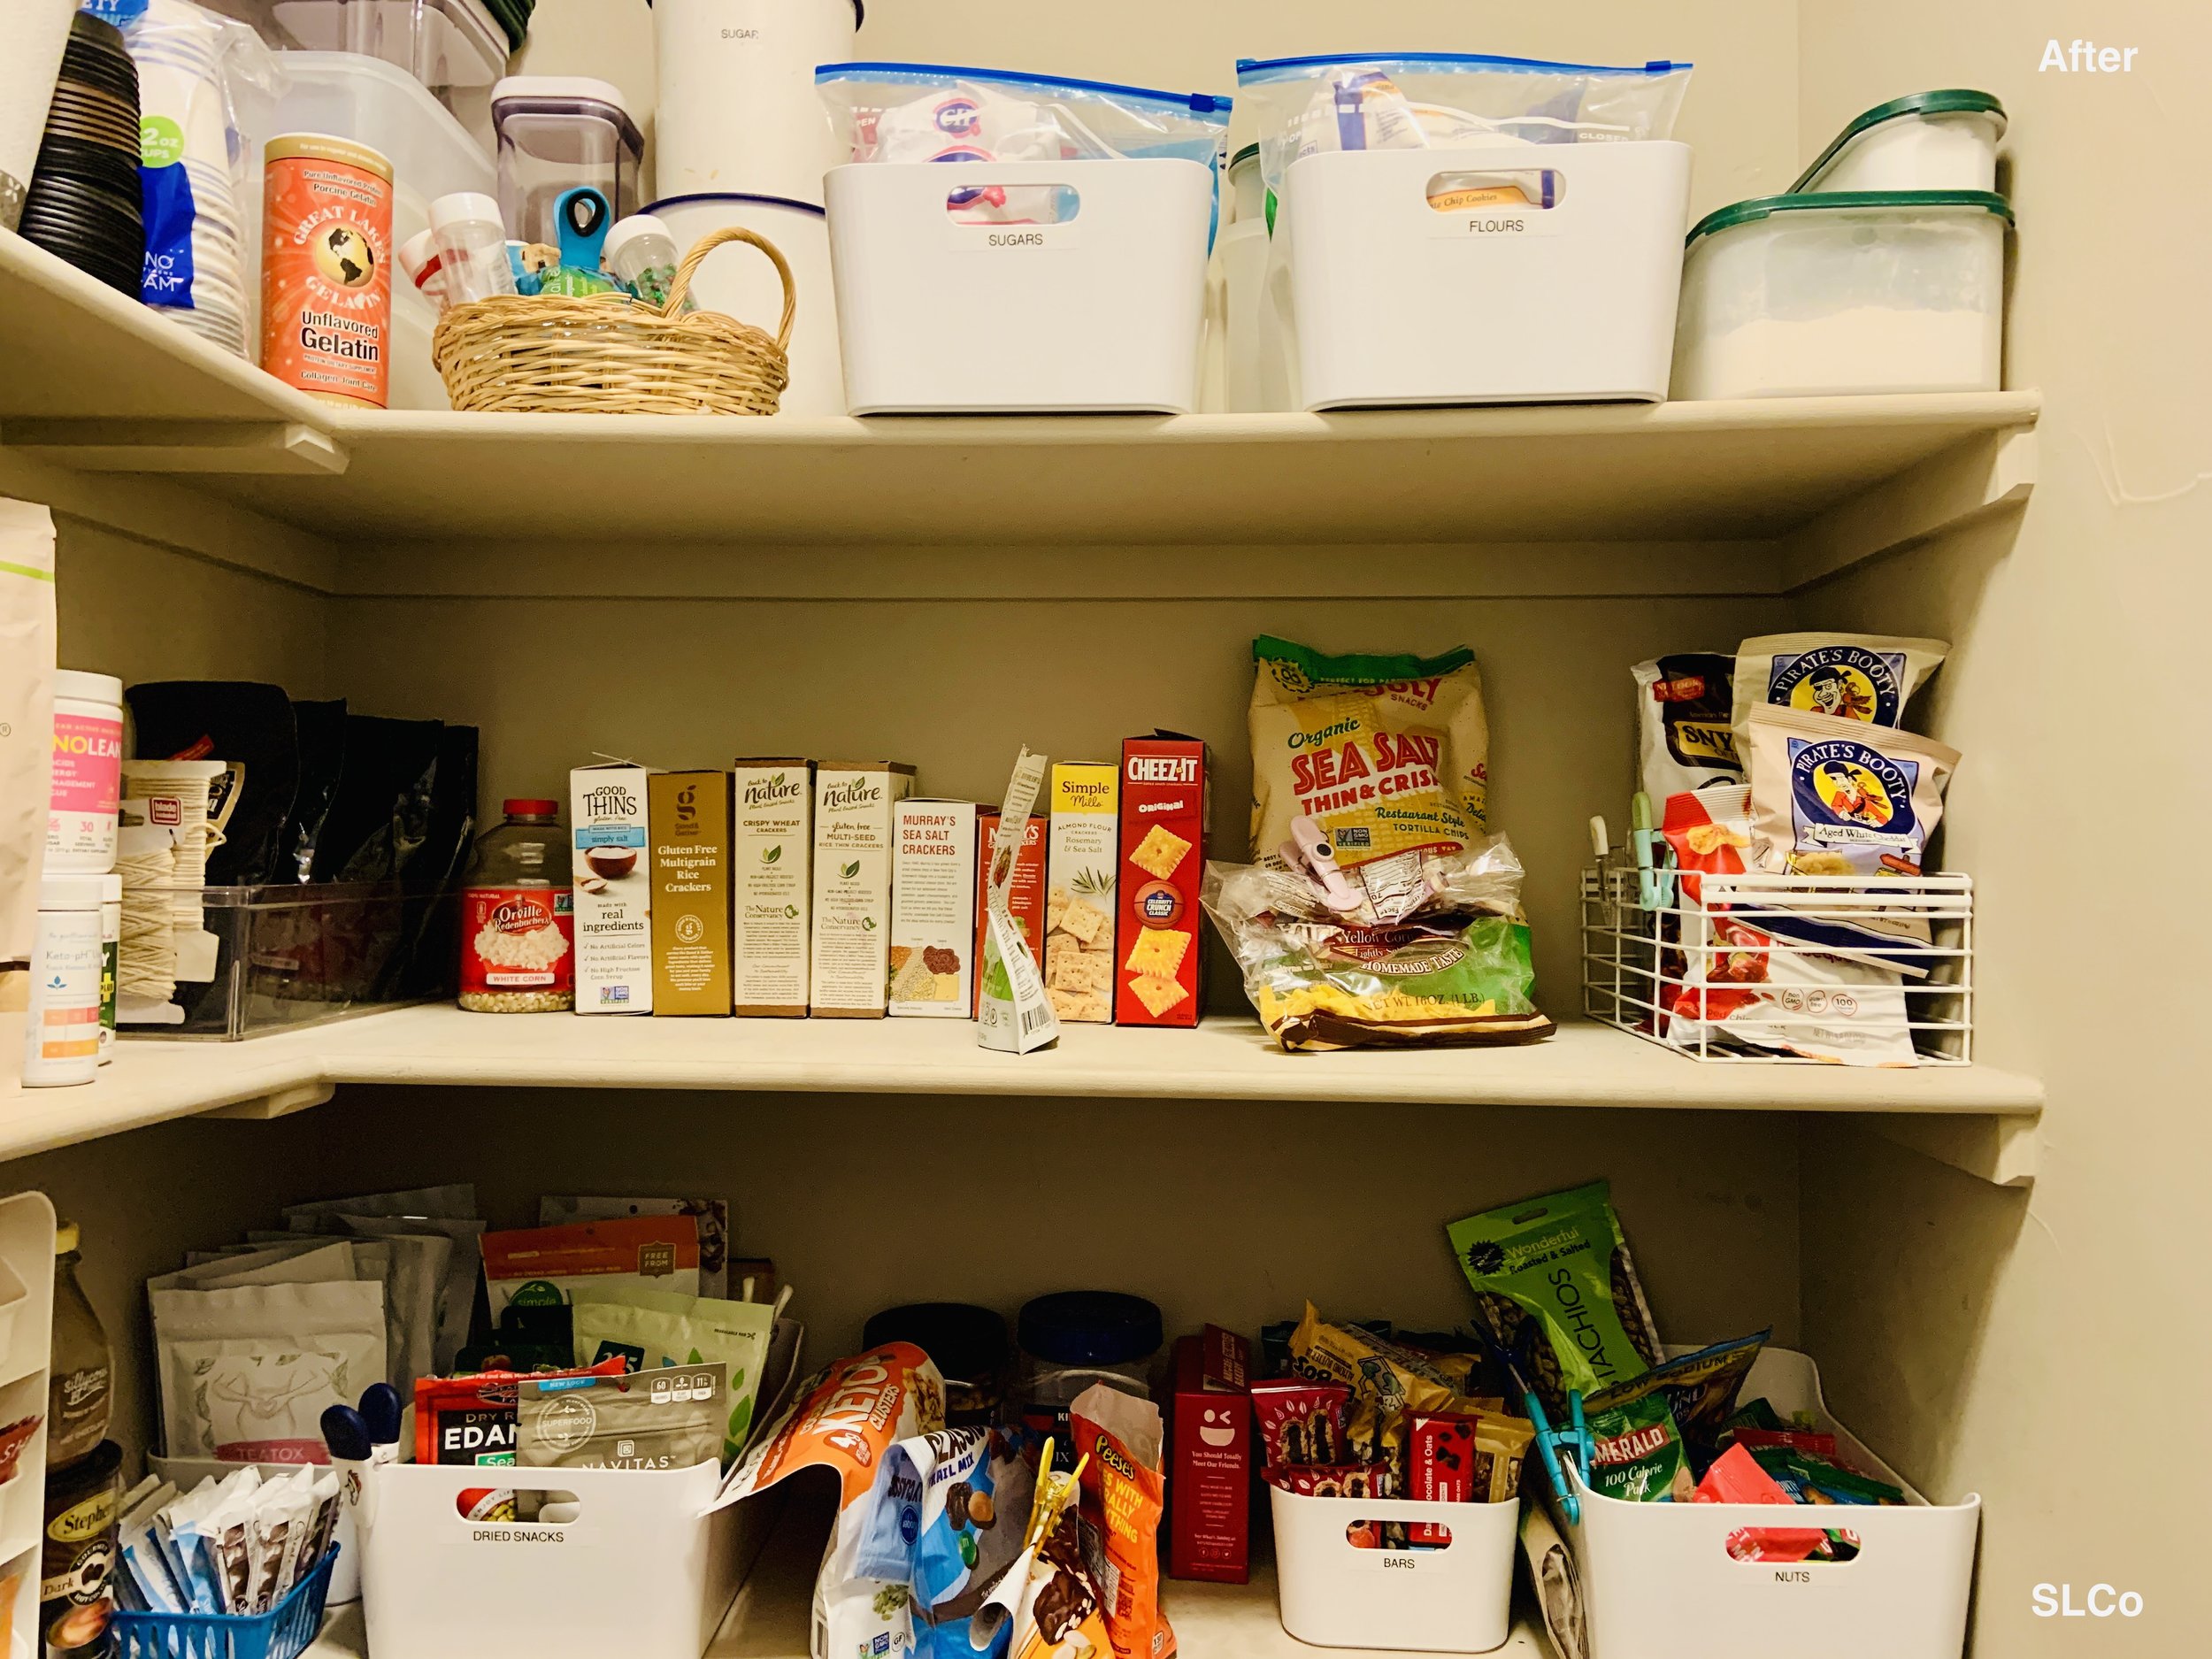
[2,228,2038,593]
[0,1008,2041,1179]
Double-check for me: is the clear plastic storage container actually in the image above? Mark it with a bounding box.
[1671,190,2011,401]
[492,76,643,251]
[1015,1291,1163,1456]
[211,0,511,150]
[1791,90,2007,195]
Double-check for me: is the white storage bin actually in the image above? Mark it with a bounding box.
[1558,1347,1979,1659]
[826,157,1213,414]
[1282,142,1690,409]
[361,1460,772,1659]
[652,193,844,416]
[1672,192,2009,401]
[1792,91,2006,194]
[1270,1486,1519,1653]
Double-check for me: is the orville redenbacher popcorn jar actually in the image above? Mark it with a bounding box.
[458,798,574,1012]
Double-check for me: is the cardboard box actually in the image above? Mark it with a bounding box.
[1114,734,1208,1025]
[810,762,916,1017]
[971,809,1045,1018]
[1043,762,1118,1024]
[648,771,732,1017]
[571,763,655,1014]
[731,759,813,1016]
[889,800,978,1016]
[1168,1326,1252,1584]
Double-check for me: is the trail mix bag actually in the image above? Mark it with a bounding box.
[1248,635,1490,888]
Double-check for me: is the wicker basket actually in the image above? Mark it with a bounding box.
[432,227,796,415]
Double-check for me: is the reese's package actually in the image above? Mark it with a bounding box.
[1248,635,1490,888]
[1072,1385,1169,1659]
[1446,1180,1663,1413]
[1730,632,1948,750]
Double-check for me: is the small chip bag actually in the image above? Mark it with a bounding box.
[1586,1392,1694,1502]
[1633,654,1743,801]
[1586,1332,1766,1468]
[1248,635,1491,892]
[1072,1384,1170,1659]
[1446,1180,1663,1414]
[1731,632,1949,749]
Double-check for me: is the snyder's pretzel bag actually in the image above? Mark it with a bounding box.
[1632,654,1742,802]
[1248,635,1490,883]
[1446,1181,1663,1413]
[1073,1383,1170,1659]
[1731,632,1948,752]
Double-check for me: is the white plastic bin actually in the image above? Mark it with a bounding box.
[1221,217,1271,411]
[1792,91,2006,194]
[1270,1486,1519,1653]
[1557,1347,1979,1659]
[361,1460,774,1659]
[652,193,843,416]
[1282,142,1690,409]
[1671,191,2009,401]
[826,157,1214,414]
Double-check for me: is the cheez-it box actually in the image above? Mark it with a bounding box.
[1115,733,1207,1025]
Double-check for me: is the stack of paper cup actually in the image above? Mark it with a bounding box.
[651,0,861,208]
[0,0,81,232]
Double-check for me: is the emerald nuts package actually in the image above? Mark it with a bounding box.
[1446,1179,1663,1412]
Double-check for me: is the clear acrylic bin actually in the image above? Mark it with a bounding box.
[208,0,511,149]
[119,880,457,1040]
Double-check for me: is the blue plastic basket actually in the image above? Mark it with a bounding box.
[111,1548,338,1659]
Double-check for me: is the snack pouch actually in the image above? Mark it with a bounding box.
[991,1462,1113,1659]
[1731,632,1949,751]
[481,1216,703,1325]
[856,1427,1033,1659]
[570,1286,776,1463]
[1747,703,1961,950]
[1446,1180,1663,1413]
[1249,1379,1349,1467]
[1696,1444,1825,1563]
[1585,1332,1766,1468]
[1071,1384,1171,1659]
[1249,636,1490,879]
[1286,1304,1503,1480]
[1586,1393,1694,1502]
[1633,654,1743,801]
[517,1361,726,1471]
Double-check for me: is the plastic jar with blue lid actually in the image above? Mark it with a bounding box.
[1015,1290,1164,1463]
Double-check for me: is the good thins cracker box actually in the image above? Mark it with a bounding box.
[647,771,732,1017]
[1168,1326,1252,1584]
[731,759,813,1016]
[1045,762,1118,1024]
[572,762,655,1014]
[890,800,978,1017]
[1115,734,1207,1025]
[971,809,1046,1017]
[810,762,916,1017]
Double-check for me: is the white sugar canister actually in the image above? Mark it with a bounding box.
[652,0,861,207]
[23,874,103,1087]
[45,669,123,873]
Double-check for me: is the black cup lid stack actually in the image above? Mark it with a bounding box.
[21,12,145,298]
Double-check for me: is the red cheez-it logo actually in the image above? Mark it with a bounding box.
[1126,756,1197,784]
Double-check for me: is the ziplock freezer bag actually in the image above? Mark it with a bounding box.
[1237,52,1693,210]
[817,62,1230,228]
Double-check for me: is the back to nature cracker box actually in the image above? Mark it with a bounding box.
[1115,735,1207,1025]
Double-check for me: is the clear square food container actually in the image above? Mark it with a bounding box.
[1671,190,2011,401]
[117,879,457,1040]
[207,0,511,150]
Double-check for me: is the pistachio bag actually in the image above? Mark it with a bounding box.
[570,1287,774,1463]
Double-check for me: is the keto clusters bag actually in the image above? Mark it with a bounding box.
[1248,634,1492,877]
[1203,835,1550,1051]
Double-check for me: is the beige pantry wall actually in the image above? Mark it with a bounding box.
[519,0,1799,219]
[1793,3,2210,1655]
[323,592,1790,1008]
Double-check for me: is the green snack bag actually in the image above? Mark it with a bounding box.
[1586,1393,1694,1502]
[1446,1179,1663,1411]
[570,1287,776,1464]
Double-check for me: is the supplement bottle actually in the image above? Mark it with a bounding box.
[459,799,574,1012]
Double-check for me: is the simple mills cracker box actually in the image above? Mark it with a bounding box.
[1044,762,1117,1023]
[810,762,915,1017]
[889,800,978,1016]
[648,771,732,1017]
[1115,735,1207,1026]
[571,763,654,1013]
[731,759,812,1016]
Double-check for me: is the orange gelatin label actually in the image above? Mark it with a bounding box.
[262,144,393,409]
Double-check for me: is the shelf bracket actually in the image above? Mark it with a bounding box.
[1778,425,2038,592]
[200,1081,338,1122]
[1,419,349,476]
[1856,1112,2039,1187]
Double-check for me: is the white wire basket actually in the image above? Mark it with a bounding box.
[1580,860,1973,1065]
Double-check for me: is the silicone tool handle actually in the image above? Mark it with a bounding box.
[557,187,612,272]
